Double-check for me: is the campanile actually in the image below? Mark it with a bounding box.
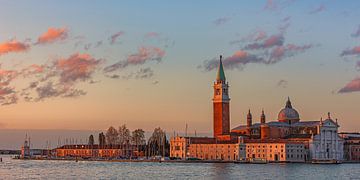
[213,55,230,137]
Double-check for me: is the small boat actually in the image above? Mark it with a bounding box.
[249,158,268,164]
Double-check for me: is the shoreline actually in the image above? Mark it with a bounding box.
[11,157,360,164]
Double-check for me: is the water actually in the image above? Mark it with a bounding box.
[1,155,360,180]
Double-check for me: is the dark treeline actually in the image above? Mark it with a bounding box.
[88,124,169,157]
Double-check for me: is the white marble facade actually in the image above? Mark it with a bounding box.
[309,116,344,161]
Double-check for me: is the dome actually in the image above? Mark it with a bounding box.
[278,108,300,121]
[278,97,300,123]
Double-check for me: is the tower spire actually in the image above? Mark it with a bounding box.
[285,96,292,108]
[261,109,266,124]
[216,55,226,83]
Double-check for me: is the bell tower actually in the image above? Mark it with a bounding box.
[213,55,230,138]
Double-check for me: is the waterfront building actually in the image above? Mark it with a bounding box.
[309,114,344,162]
[56,144,143,158]
[245,140,306,162]
[339,132,360,162]
[170,55,345,163]
[170,136,243,161]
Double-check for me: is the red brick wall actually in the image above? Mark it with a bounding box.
[213,102,230,137]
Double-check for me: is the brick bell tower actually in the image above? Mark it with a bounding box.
[213,55,230,138]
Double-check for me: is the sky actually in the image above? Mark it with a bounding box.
[1,0,360,148]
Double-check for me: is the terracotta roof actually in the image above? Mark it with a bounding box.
[56,144,138,149]
[285,134,312,139]
[244,138,305,144]
[291,121,320,127]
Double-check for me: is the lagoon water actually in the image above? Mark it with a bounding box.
[1,155,360,180]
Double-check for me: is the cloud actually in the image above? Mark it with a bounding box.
[309,4,326,14]
[201,44,313,71]
[338,77,360,93]
[109,31,125,45]
[36,27,68,44]
[269,44,314,63]
[200,50,264,71]
[351,25,360,38]
[357,61,360,71]
[109,67,155,80]
[0,86,18,105]
[104,46,165,73]
[55,53,102,84]
[19,53,102,102]
[245,34,284,50]
[341,46,360,57]
[231,30,267,45]
[277,79,288,88]
[263,0,295,12]
[264,0,277,11]
[213,17,231,26]
[135,67,154,79]
[35,82,86,101]
[152,80,159,85]
[144,32,160,39]
[0,40,30,56]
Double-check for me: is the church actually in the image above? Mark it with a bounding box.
[170,55,344,163]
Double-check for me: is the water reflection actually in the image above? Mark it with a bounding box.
[1,155,360,179]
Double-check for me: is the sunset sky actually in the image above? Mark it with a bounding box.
[1,0,360,137]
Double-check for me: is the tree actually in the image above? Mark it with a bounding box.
[132,129,146,155]
[106,126,119,145]
[88,134,94,145]
[98,132,106,146]
[147,127,169,157]
[132,129,146,146]
[118,124,131,145]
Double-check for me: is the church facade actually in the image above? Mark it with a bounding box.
[170,55,344,163]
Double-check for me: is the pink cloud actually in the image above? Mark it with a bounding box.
[264,0,277,11]
[104,46,165,73]
[0,69,18,86]
[245,34,284,50]
[339,77,360,93]
[128,47,165,64]
[0,40,30,56]
[201,50,263,71]
[145,32,160,38]
[37,27,68,44]
[263,0,295,12]
[341,46,360,56]
[55,53,102,84]
[110,31,125,45]
[269,44,313,63]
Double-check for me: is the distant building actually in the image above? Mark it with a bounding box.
[170,55,345,163]
[339,132,360,162]
[245,140,306,162]
[20,135,31,159]
[55,144,144,158]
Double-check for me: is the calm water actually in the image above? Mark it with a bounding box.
[1,155,360,180]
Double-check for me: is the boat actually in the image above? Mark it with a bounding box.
[249,158,268,164]
[311,159,342,164]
